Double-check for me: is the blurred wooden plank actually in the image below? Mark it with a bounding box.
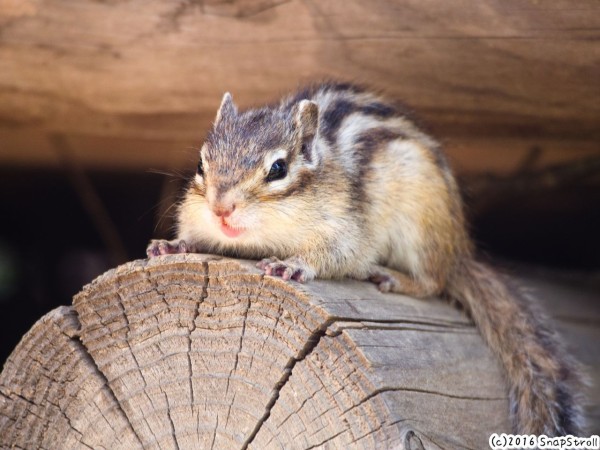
[2,128,598,176]
[0,0,598,171]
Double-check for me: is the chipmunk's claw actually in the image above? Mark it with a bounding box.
[146,239,189,258]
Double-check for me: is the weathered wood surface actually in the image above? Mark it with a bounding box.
[1,0,598,173]
[0,255,598,449]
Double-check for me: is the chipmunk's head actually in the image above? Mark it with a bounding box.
[179,92,323,252]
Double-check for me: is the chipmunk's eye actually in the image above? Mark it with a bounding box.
[197,159,204,176]
[266,159,287,182]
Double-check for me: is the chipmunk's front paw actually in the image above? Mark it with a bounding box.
[257,256,316,283]
[146,239,190,258]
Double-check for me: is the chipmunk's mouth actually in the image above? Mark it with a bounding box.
[219,218,244,238]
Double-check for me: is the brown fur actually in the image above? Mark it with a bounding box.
[448,260,584,434]
[148,82,585,435]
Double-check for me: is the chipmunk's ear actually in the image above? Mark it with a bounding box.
[214,92,237,126]
[294,100,320,164]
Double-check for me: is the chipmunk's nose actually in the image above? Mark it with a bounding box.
[213,203,236,218]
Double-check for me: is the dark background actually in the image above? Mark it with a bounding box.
[0,164,598,365]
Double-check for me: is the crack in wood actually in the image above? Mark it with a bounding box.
[343,386,506,416]
[304,428,348,449]
[117,292,158,441]
[210,414,218,450]
[17,307,141,448]
[275,383,325,430]
[187,261,209,411]
[160,385,180,450]
[60,318,147,448]
[331,323,476,337]
[240,317,335,449]
[328,316,474,333]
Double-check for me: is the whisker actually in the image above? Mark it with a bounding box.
[137,196,176,222]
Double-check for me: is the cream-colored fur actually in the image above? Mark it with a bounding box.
[148,82,584,435]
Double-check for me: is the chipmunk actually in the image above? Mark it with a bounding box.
[147,82,584,436]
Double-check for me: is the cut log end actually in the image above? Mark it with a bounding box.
[0,254,511,449]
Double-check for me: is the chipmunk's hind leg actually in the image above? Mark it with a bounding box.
[367,265,443,298]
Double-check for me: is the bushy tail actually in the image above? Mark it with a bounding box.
[447,258,585,435]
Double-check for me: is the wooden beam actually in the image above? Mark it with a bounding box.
[0,0,598,171]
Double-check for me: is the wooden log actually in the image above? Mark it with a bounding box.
[0,254,598,449]
[0,0,598,172]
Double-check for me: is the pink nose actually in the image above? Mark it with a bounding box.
[213,204,235,218]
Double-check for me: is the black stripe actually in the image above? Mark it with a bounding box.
[321,99,357,145]
[351,127,405,207]
[355,127,406,151]
[358,101,397,119]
